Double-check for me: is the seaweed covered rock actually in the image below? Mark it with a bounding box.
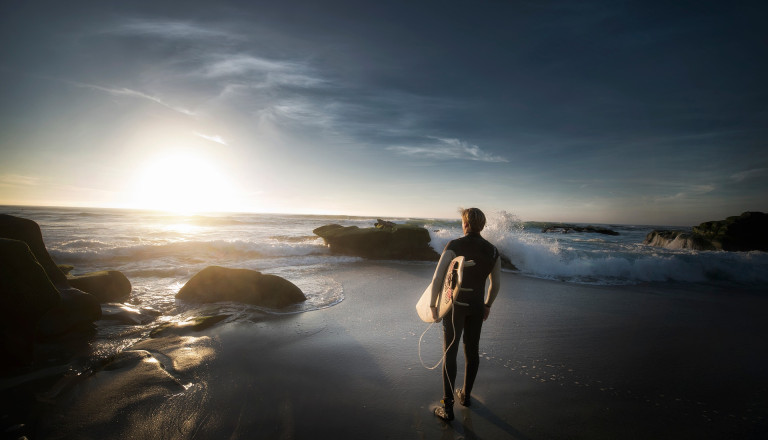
[314,222,440,261]
[692,212,768,251]
[68,270,132,303]
[177,266,306,308]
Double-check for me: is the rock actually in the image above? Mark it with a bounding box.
[499,254,518,271]
[541,224,619,236]
[692,211,768,252]
[176,266,306,308]
[0,214,67,285]
[0,238,62,319]
[58,264,75,275]
[149,314,230,338]
[99,303,157,326]
[36,286,102,338]
[0,238,62,370]
[643,230,716,251]
[313,222,440,261]
[0,227,103,370]
[374,219,397,231]
[643,212,768,252]
[68,270,132,303]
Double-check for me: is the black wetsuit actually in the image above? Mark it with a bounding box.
[442,232,499,401]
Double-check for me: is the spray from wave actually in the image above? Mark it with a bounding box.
[425,211,768,285]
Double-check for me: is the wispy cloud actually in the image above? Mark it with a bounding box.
[109,19,242,42]
[387,137,508,163]
[193,131,227,145]
[731,168,768,183]
[654,184,716,202]
[74,82,195,116]
[0,174,39,187]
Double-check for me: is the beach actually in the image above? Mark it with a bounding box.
[20,261,768,439]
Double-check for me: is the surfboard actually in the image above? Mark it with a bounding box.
[415,256,472,323]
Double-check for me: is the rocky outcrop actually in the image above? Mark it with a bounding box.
[541,224,619,236]
[692,211,768,252]
[177,266,306,308]
[68,270,132,303]
[0,238,63,368]
[36,285,103,338]
[314,222,440,261]
[0,214,67,285]
[644,212,768,252]
[0,217,105,371]
[643,230,716,251]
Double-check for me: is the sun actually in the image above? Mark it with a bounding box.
[131,151,241,214]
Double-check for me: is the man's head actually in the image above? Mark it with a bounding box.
[461,207,486,234]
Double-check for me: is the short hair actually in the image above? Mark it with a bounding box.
[460,207,486,233]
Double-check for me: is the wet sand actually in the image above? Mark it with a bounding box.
[27,262,768,439]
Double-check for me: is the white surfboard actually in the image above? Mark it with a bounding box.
[415,256,473,323]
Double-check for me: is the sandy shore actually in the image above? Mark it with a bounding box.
[18,261,768,439]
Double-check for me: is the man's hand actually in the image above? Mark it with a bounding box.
[483,305,490,321]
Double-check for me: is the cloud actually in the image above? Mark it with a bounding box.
[109,19,241,42]
[74,82,195,116]
[387,137,508,163]
[731,168,768,183]
[193,132,227,145]
[654,184,716,202]
[0,174,39,187]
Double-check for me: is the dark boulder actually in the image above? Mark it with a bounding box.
[68,270,132,303]
[643,212,768,252]
[0,214,67,285]
[693,211,768,252]
[314,223,440,261]
[541,224,619,236]
[36,286,102,338]
[177,266,306,308]
[0,238,62,369]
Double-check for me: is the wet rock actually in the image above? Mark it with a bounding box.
[541,225,619,235]
[68,270,132,303]
[644,212,768,252]
[693,211,768,251]
[0,214,67,285]
[149,314,230,338]
[314,222,440,261]
[99,303,157,326]
[0,238,62,370]
[643,230,716,251]
[177,266,306,308]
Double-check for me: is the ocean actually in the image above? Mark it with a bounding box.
[3,204,768,386]
[3,205,766,321]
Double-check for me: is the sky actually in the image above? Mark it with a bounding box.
[1,0,766,225]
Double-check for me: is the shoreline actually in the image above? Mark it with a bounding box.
[6,261,768,438]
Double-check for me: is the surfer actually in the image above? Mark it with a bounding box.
[431,207,501,422]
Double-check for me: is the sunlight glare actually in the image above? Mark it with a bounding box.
[132,151,241,214]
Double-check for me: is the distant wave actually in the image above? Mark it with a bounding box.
[50,238,330,266]
[425,211,768,286]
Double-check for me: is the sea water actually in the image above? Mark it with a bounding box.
[3,205,767,319]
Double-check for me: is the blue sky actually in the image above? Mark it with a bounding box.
[1,0,766,225]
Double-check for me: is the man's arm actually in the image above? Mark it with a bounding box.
[483,257,501,320]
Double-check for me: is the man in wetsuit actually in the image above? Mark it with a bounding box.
[430,207,501,422]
